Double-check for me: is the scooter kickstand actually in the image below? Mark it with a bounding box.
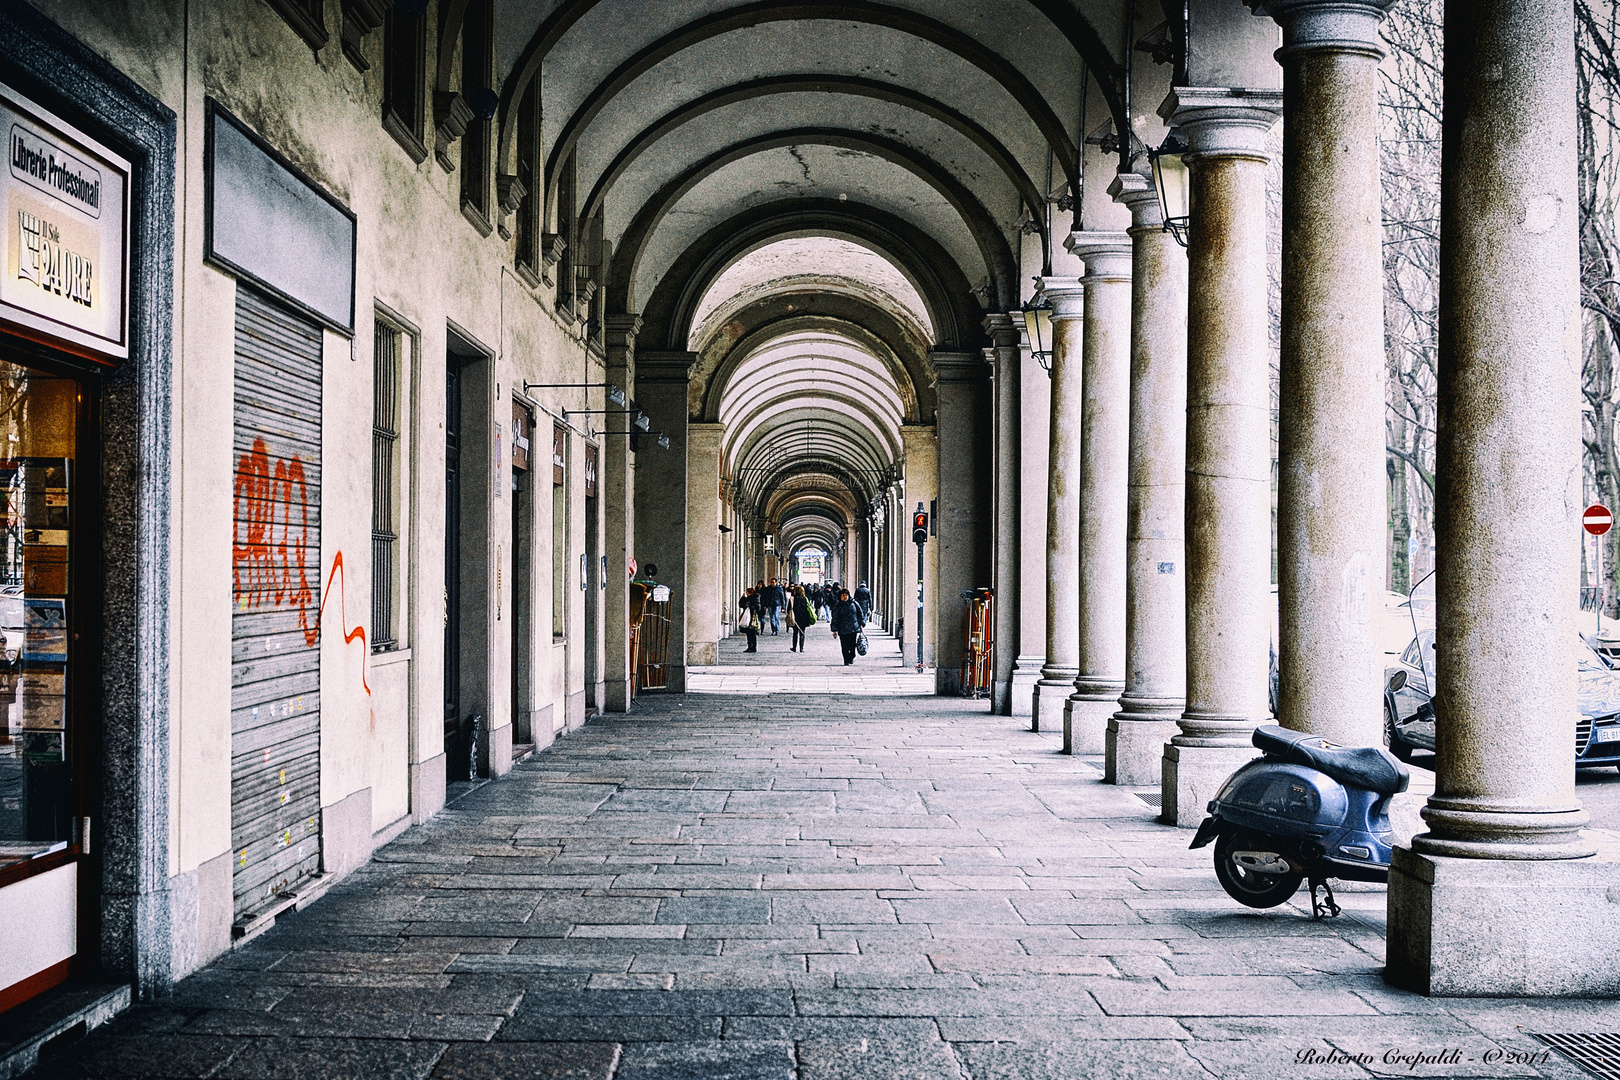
[1308,877,1341,920]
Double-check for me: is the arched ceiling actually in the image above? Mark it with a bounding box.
[716,326,904,524]
[690,237,932,357]
[484,0,1160,338]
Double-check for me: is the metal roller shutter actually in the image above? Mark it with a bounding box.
[231,287,323,921]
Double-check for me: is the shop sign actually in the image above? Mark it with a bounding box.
[206,104,355,333]
[0,82,130,361]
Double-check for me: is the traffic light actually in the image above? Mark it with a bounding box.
[912,504,929,545]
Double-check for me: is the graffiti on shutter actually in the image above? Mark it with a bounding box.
[230,287,323,922]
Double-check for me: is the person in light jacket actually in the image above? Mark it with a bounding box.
[831,589,862,665]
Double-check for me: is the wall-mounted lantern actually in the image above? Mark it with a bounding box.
[1150,132,1191,247]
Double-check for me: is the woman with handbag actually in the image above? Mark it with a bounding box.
[738,587,761,652]
[788,585,814,652]
[831,589,862,665]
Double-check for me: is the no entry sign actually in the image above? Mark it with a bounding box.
[1585,504,1613,536]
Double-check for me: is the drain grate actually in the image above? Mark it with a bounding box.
[1535,1034,1620,1080]
[1135,791,1163,809]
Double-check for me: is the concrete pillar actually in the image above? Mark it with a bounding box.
[986,315,1021,714]
[685,423,724,666]
[1251,0,1388,750]
[932,352,991,695]
[1105,174,1189,798]
[634,352,696,693]
[902,424,940,671]
[1159,87,1282,814]
[1013,319,1050,718]
[1065,235,1133,761]
[1033,280,1084,733]
[602,315,640,712]
[1381,0,1620,997]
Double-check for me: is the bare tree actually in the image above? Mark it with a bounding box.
[1578,1,1620,617]
[1379,3,1443,596]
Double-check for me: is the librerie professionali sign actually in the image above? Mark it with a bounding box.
[0,82,130,361]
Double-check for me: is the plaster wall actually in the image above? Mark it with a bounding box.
[34,0,606,978]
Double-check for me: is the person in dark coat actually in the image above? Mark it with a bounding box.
[788,585,813,652]
[763,577,784,635]
[831,589,862,665]
[852,581,872,624]
[738,587,762,652]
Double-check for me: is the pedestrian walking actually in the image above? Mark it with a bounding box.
[831,589,862,665]
[738,587,762,652]
[853,580,872,625]
[788,584,815,652]
[764,577,784,635]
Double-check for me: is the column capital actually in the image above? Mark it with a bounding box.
[1159,87,1283,162]
[1109,172,1163,230]
[930,350,987,384]
[605,312,642,346]
[1067,232,1133,282]
[635,350,698,383]
[983,312,1021,350]
[1245,0,1393,60]
[1036,277,1085,321]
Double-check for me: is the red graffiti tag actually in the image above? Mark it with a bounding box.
[316,550,371,697]
[233,438,317,643]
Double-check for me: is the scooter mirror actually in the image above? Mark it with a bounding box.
[1388,670,1407,693]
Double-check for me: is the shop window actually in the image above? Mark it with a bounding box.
[267,0,329,54]
[0,358,90,1001]
[552,424,566,639]
[459,0,494,229]
[383,5,427,164]
[371,320,402,653]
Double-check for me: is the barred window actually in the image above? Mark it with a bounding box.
[372,321,401,652]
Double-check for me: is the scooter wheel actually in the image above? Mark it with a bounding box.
[1213,831,1304,909]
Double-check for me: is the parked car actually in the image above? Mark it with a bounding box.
[1381,622,1620,768]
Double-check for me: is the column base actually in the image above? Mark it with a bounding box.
[605,678,633,713]
[991,678,1014,716]
[1010,661,1041,719]
[1386,846,1619,996]
[1160,743,1258,826]
[1064,695,1116,755]
[1105,716,1180,785]
[1032,679,1072,734]
[686,640,718,666]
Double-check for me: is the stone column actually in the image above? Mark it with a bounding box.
[986,315,1021,714]
[1384,0,1620,997]
[634,352,696,693]
[1105,175,1189,799]
[1251,0,1388,749]
[1159,88,1282,812]
[685,423,724,667]
[932,352,991,695]
[602,315,640,712]
[903,424,940,670]
[1033,279,1084,733]
[1065,235,1133,761]
[1013,319,1050,718]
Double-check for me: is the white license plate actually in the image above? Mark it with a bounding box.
[1598,727,1620,743]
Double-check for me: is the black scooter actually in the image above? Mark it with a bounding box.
[1190,724,1410,919]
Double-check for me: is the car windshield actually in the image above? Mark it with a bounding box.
[1580,636,1614,671]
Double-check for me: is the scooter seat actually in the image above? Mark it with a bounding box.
[1251,724,1410,796]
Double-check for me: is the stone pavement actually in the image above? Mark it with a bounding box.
[30,694,1620,1079]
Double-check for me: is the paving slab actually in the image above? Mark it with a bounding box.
[27,688,1620,1080]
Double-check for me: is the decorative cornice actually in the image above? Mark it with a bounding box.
[1067,232,1133,283]
[930,350,987,384]
[1108,172,1163,231]
[983,312,1021,350]
[1036,276,1085,321]
[1159,87,1283,162]
[636,350,699,383]
[1246,0,1394,61]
